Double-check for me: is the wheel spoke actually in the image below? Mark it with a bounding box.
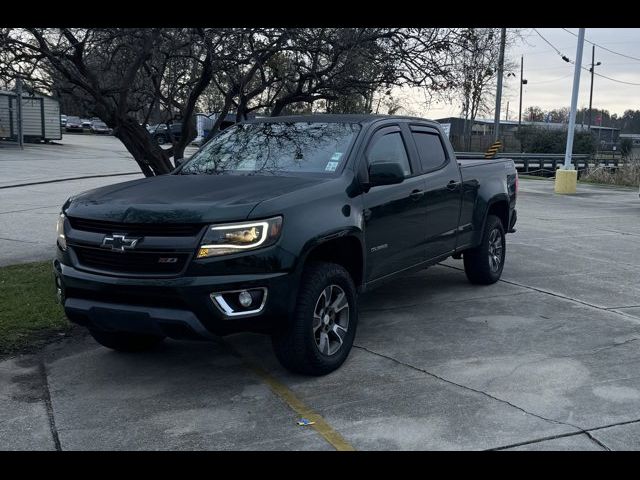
[312,313,323,333]
[321,286,332,307]
[318,332,330,354]
[331,324,347,344]
[330,291,347,312]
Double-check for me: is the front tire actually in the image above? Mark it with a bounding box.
[272,262,357,376]
[89,328,165,352]
[463,214,506,285]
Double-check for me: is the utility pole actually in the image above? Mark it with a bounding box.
[493,27,507,142]
[587,45,601,130]
[16,79,24,150]
[518,55,527,126]
[505,101,509,121]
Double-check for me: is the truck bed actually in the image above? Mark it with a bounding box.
[456,157,514,168]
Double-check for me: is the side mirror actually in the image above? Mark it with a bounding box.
[368,162,405,187]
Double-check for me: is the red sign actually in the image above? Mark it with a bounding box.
[596,115,602,125]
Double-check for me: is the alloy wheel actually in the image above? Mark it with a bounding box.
[312,284,350,356]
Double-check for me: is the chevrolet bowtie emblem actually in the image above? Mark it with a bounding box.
[101,234,141,252]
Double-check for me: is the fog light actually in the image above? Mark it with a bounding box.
[210,287,268,317]
[238,291,253,307]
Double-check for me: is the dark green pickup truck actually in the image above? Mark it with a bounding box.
[54,114,518,375]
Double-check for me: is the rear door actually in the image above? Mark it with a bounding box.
[409,125,463,260]
[361,125,428,280]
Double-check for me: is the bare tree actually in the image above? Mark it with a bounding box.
[452,28,518,150]
[0,27,479,177]
[1,28,179,175]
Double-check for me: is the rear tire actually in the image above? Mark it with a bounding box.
[463,214,506,285]
[89,328,165,352]
[272,262,357,376]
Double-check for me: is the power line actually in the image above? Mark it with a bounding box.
[527,73,574,85]
[534,29,640,86]
[589,69,640,86]
[532,29,571,62]
[561,28,640,62]
[565,58,640,86]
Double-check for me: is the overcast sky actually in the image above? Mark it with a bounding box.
[418,28,640,120]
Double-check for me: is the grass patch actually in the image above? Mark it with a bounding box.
[0,260,70,356]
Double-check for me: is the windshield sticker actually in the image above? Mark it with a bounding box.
[325,161,339,172]
[331,152,343,161]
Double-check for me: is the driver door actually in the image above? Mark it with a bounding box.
[362,125,428,281]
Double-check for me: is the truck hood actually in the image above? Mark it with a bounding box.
[64,174,329,224]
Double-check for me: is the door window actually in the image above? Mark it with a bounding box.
[411,132,447,172]
[367,132,412,177]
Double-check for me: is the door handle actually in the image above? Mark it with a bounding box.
[447,180,460,191]
[410,189,425,200]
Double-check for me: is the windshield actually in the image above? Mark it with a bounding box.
[179,121,360,176]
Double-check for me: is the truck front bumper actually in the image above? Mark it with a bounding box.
[53,259,298,339]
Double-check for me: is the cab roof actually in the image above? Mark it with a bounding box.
[246,113,440,128]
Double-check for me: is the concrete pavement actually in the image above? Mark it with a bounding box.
[0,134,139,188]
[1,139,640,449]
[0,134,198,266]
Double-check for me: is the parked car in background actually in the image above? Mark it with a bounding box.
[90,120,112,135]
[60,114,67,128]
[81,119,92,130]
[147,122,183,145]
[65,116,83,132]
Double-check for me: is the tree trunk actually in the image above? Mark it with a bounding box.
[202,95,235,144]
[271,99,286,117]
[112,117,173,176]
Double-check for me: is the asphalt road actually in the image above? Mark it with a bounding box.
[2,137,640,450]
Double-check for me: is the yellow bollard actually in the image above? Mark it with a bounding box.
[554,169,578,194]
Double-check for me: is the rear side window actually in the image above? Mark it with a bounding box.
[367,132,411,177]
[412,132,447,172]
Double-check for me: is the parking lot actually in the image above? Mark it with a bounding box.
[0,135,196,266]
[1,136,640,450]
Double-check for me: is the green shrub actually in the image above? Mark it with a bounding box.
[516,126,595,154]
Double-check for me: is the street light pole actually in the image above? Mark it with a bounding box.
[555,27,585,194]
[16,79,23,150]
[563,28,585,170]
[493,27,507,142]
[518,56,525,126]
[587,45,601,131]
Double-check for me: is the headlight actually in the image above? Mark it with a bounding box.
[56,213,67,251]
[197,216,283,258]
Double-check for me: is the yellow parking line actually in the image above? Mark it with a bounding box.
[233,351,355,451]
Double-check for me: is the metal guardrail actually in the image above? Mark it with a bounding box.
[456,152,620,175]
